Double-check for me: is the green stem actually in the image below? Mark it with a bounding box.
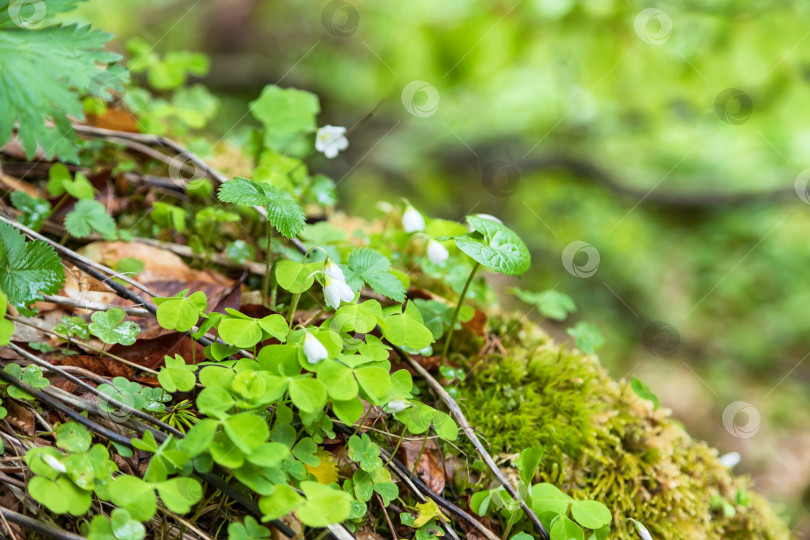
[262,220,273,307]
[502,510,518,540]
[410,432,428,479]
[441,262,480,363]
[352,405,374,437]
[287,293,301,330]
[383,424,409,468]
[49,193,69,217]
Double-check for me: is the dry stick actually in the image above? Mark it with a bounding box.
[0,506,83,540]
[395,347,551,540]
[7,343,183,437]
[41,294,152,317]
[0,213,156,298]
[0,368,299,539]
[133,237,265,274]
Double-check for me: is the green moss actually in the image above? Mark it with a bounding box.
[456,314,792,539]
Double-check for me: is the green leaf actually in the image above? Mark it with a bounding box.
[109,475,157,522]
[275,259,321,294]
[180,419,219,458]
[258,484,303,520]
[10,191,51,232]
[343,248,406,302]
[110,509,146,540]
[55,421,91,453]
[155,289,207,332]
[228,516,271,540]
[157,355,196,393]
[431,410,458,441]
[28,476,69,514]
[550,515,584,540]
[332,397,364,425]
[0,14,124,161]
[571,500,612,530]
[297,481,352,527]
[288,377,327,413]
[0,222,66,314]
[218,177,269,207]
[531,483,572,516]
[89,308,140,346]
[630,377,660,410]
[566,321,604,355]
[196,387,235,418]
[54,315,90,339]
[63,172,96,200]
[347,434,382,472]
[381,313,434,350]
[509,287,576,321]
[354,366,391,405]
[154,477,203,514]
[317,360,358,401]
[250,85,320,152]
[64,199,117,240]
[263,185,306,239]
[453,216,531,275]
[224,413,270,454]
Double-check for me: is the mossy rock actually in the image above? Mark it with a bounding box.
[452,313,792,539]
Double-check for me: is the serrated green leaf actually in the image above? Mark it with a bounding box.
[218,177,268,207]
[454,216,531,275]
[250,85,320,152]
[10,191,51,232]
[0,222,66,314]
[263,185,306,239]
[343,248,406,302]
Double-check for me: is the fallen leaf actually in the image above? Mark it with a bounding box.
[400,439,446,494]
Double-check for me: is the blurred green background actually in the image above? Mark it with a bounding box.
[73,0,810,530]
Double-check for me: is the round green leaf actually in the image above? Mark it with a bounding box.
[571,500,612,529]
[196,386,235,418]
[155,290,207,332]
[550,515,584,540]
[332,397,364,425]
[180,419,219,457]
[219,317,263,348]
[531,483,572,516]
[258,484,303,521]
[223,413,270,453]
[154,477,203,514]
[110,508,147,540]
[297,481,352,527]
[381,313,433,350]
[28,476,69,514]
[317,360,358,401]
[56,421,91,453]
[354,366,391,405]
[109,475,157,522]
[288,377,327,413]
[275,260,320,294]
[454,216,531,275]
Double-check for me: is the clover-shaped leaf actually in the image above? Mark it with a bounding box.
[296,481,352,527]
[347,434,382,472]
[567,321,604,355]
[381,312,433,351]
[452,215,530,276]
[108,475,157,522]
[155,289,208,332]
[10,191,51,232]
[275,259,322,294]
[154,476,203,514]
[218,310,288,349]
[56,421,92,453]
[141,387,171,412]
[228,516,271,540]
[157,355,196,393]
[54,315,90,340]
[571,500,612,530]
[98,377,146,412]
[89,308,140,346]
[64,199,117,240]
[509,286,576,321]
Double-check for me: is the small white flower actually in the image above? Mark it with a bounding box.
[474,213,502,224]
[323,275,355,309]
[303,333,329,364]
[43,454,66,474]
[386,399,412,413]
[718,451,741,469]
[315,125,349,159]
[402,206,425,233]
[323,258,346,282]
[427,239,449,264]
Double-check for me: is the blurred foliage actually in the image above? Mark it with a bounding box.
[71,0,810,515]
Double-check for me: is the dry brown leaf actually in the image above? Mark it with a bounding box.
[400,438,446,494]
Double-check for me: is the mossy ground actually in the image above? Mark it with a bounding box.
[449,314,792,539]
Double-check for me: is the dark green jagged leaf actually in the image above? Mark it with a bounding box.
[453,216,531,276]
[343,248,406,302]
[0,222,66,315]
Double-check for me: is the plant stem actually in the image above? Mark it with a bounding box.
[383,424,409,467]
[410,432,429,479]
[262,220,273,307]
[287,293,301,329]
[502,510,518,540]
[441,262,480,363]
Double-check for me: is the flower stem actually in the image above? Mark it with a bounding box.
[287,292,301,329]
[410,432,428,479]
[441,262,480,363]
[262,220,273,307]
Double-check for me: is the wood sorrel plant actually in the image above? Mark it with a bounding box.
[438,214,531,362]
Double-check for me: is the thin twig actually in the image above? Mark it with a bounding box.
[41,294,151,317]
[395,346,550,540]
[0,506,83,540]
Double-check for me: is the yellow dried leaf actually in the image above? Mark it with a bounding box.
[412,499,449,528]
[305,449,339,484]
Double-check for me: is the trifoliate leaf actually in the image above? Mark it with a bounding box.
[55,421,92,453]
[566,321,605,355]
[109,509,147,540]
[0,222,66,315]
[89,308,140,346]
[250,85,320,152]
[228,516,271,540]
[275,260,321,294]
[0,9,125,161]
[453,216,531,275]
[413,499,449,527]
[108,475,157,522]
[343,248,406,302]
[508,287,576,321]
[64,199,117,240]
[296,481,352,527]
[155,289,207,332]
[10,191,51,232]
[157,355,196,393]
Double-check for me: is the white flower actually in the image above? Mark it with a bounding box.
[402,206,425,233]
[303,333,329,364]
[427,239,449,264]
[386,399,412,413]
[315,125,349,159]
[323,258,346,282]
[474,213,502,224]
[718,451,741,469]
[323,275,355,309]
[43,454,66,474]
